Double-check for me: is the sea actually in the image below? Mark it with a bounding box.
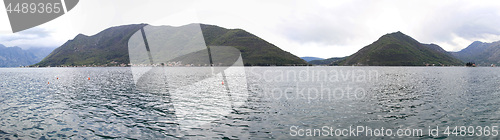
[0,67,499,139]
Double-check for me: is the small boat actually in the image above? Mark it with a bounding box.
[466,62,476,67]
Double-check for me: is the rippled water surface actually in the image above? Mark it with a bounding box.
[0,67,499,139]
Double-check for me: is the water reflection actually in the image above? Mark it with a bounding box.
[1,67,500,139]
[127,24,249,138]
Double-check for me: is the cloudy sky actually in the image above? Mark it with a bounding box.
[1,0,500,58]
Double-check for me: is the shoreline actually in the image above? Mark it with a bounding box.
[3,65,498,68]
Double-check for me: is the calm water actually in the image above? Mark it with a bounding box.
[0,67,499,139]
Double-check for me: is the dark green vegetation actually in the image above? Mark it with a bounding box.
[0,44,54,67]
[36,24,147,67]
[451,41,500,66]
[308,57,345,65]
[339,31,463,66]
[170,46,242,66]
[200,24,307,66]
[35,24,307,67]
[300,57,324,62]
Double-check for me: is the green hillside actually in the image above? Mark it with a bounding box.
[35,24,308,67]
[340,31,463,66]
[36,24,146,67]
[200,24,307,66]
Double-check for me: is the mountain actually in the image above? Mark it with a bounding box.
[200,24,307,66]
[37,24,147,67]
[300,57,324,62]
[340,31,463,66]
[0,44,55,67]
[35,24,308,67]
[451,41,500,66]
[309,57,345,65]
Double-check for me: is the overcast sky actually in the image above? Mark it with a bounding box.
[1,0,500,58]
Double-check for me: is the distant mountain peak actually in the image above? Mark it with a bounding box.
[472,41,483,44]
[74,33,88,39]
[300,57,324,62]
[387,31,405,36]
[467,41,485,48]
[0,45,54,67]
[452,40,500,65]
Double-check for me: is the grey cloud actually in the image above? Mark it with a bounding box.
[0,27,58,49]
[416,4,500,44]
[276,1,500,51]
[18,27,51,37]
[454,8,500,38]
[276,0,374,46]
[0,27,51,42]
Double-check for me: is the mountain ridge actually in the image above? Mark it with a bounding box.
[35,23,308,67]
[451,41,500,66]
[339,31,463,66]
[37,24,146,67]
[0,44,54,67]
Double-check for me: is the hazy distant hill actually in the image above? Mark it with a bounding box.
[309,57,345,65]
[340,31,463,66]
[451,41,500,66]
[0,44,54,67]
[36,24,308,67]
[27,47,57,62]
[300,57,324,62]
